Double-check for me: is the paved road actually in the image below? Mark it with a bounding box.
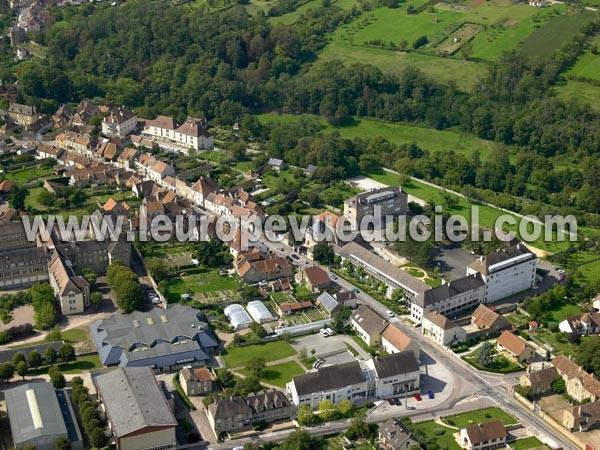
[256,237,574,450]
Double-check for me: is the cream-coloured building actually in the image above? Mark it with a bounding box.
[496,330,535,364]
[142,115,213,151]
[381,323,421,358]
[47,252,90,315]
[102,108,137,137]
[457,420,507,450]
[422,311,466,347]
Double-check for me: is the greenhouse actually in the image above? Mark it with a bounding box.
[224,304,253,330]
[246,301,275,323]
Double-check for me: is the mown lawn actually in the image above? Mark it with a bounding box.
[512,436,550,450]
[5,166,54,184]
[410,421,461,450]
[442,407,518,428]
[239,360,305,387]
[28,354,102,376]
[166,269,239,302]
[223,341,297,368]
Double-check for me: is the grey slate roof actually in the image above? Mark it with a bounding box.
[380,418,420,450]
[0,341,63,365]
[338,242,428,296]
[292,361,365,396]
[351,305,388,336]
[94,367,177,437]
[5,382,68,446]
[414,273,484,308]
[208,396,252,420]
[372,351,419,379]
[90,304,218,366]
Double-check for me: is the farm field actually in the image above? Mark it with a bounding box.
[315,0,587,90]
[554,80,600,113]
[258,114,504,160]
[316,42,486,91]
[517,9,597,57]
[317,42,486,91]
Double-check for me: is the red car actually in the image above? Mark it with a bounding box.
[413,393,422,401]
[386,398,394,405]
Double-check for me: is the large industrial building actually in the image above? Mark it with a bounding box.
[90,304,219,372]
[93,367,177,450]
[4,382,83,450]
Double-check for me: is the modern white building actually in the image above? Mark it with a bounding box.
[409,273,485,323]
[337,242,429,299]
[286,351,420,408]
[286,361,369,409]
[467,243,537,304]
[364,351,421,399]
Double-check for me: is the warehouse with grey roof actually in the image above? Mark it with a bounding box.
[93,366,177,450]
[4,381,83,450]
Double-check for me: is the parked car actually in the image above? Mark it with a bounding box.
[291,254,300,260]
[413,393,422,401]
[427,390,434,399]
[353,288,360,293]
[151,298,161,305]
[320,329,329,337]
[393,398,401,406]
[325,328,334,336]
[386,398,394,405]
[386,310,395,318]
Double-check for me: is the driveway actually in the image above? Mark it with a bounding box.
[288,333,370,360]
